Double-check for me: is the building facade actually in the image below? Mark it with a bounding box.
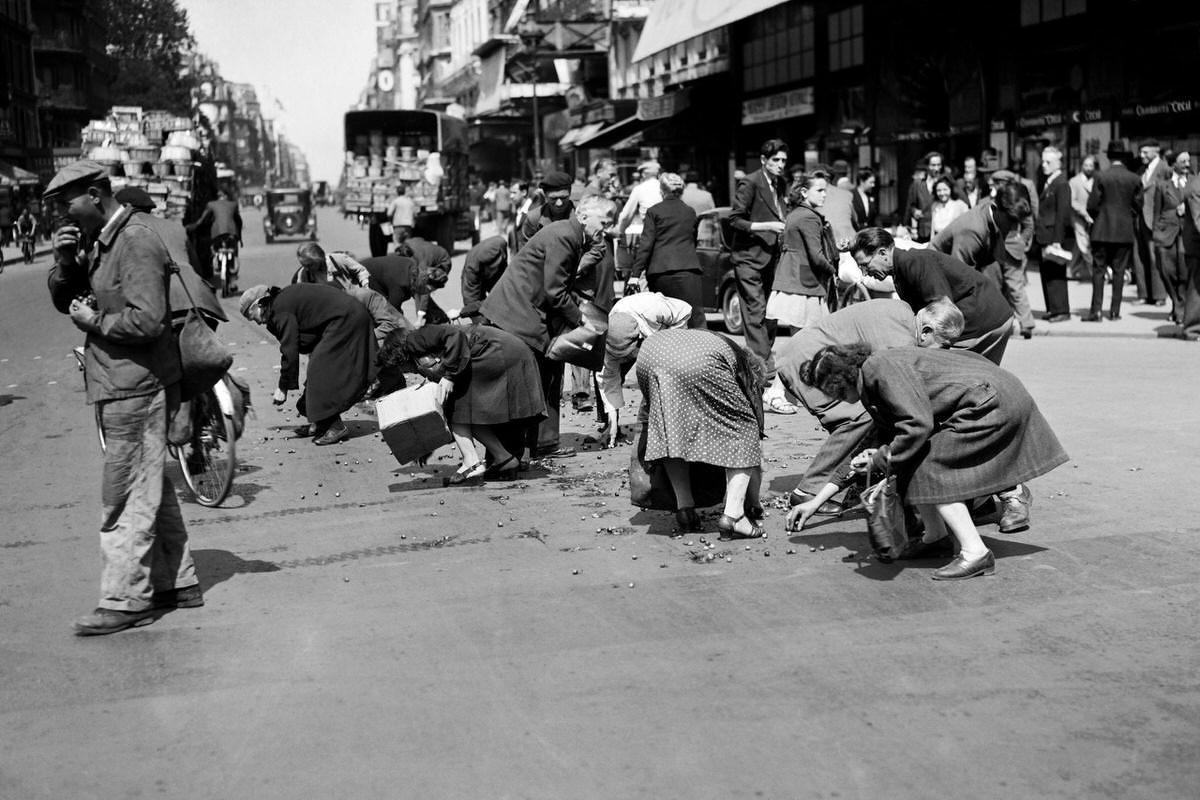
[0,0,40,170]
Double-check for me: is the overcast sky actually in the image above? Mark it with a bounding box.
[179,0,378,183]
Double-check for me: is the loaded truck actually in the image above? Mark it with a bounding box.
[340,109,475,254]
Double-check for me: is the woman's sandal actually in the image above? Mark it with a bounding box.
[717,513,765,541]
[483,456,519,481]
[448,461,486,485]
[675,507,702,532]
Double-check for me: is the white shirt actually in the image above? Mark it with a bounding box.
[599,292,692,413]
[617,178,664,236]
[386,194,415,226]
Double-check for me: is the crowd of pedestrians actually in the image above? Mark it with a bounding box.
[47,137,1140,636]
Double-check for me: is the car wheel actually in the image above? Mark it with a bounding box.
[721,284,743,335]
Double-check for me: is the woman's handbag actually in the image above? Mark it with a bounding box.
[628,424,726,511]
[546,300,608,371]
[170,263,234,401]
[862,465,909,562]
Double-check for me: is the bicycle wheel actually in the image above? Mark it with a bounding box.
[178,389,236,507]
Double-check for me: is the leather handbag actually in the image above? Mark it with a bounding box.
[546,300,608,371]
[628,424,726,511]
[171,263,233,401]
[862,465,909,563]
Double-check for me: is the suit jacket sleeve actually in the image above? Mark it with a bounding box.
[460,254,483,305]
[631,207,658,278]
[1052,179,1073,243]
[728,177,758,234]
[862,357,935,470]
[543,234,584,328]
[47,254,91,314]
[274,311,301,391]
[1086,178,1103,220]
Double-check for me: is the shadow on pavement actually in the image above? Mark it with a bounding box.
[192,548,281,591]
[824,534,1049,582]
[0,394,26,407]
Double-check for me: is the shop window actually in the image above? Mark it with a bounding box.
[741,3,814,93]
[1021,0,1086,26]
[828,5,864,72]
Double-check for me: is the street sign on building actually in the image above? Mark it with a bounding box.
[741,86,814,126]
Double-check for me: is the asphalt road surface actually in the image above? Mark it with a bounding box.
[1,207,1198,799]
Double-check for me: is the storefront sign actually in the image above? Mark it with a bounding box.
[742,86,814,126]
[990,119,1009,132]
[1017,112,1066,129]
[638,89,691,121]
[584,102,618,125]
[1122,98,1198,118]
[1071,108,1105,123]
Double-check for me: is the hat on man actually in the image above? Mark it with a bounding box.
[239,285,272,318]
[989,169,1018,184]
[539,171,573,192]
[43,160,110,202]
[114,186,156,211]
[1139,138,1160,150]
[659,172,685,193]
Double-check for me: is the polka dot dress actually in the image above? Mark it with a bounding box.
[635,329,762,469]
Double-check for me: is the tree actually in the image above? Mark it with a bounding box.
[99,0,196,113]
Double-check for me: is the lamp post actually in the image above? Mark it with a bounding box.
[516,21,546,168]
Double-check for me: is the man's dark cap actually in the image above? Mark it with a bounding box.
[539,171,572,192]
[115,186,156,211]
[43,160,108,202]
[1139,138,1160,150]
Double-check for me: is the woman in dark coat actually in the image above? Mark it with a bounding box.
[635,328,766,537]
[377,324,546,483]
[795,341,1068,580]
[770,173,837,329]
[628,172,705,328]
[240,283,377,445]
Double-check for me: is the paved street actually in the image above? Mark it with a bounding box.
[2,208,1199,799]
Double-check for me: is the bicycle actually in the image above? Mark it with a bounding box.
[74,346,238,507]
[19,232,35,264]
[213,237,239,298]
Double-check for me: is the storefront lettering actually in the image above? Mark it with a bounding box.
[741,87,814,126]
[1125,99,1197,118]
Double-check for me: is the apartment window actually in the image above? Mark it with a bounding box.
[1021,0,1086,26]
[828,5,863,72]
[741,3,814,93]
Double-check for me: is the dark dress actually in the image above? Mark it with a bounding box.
[396,324,546,426]
[860,347,1068,504]
[635,329,763,468]
[266,284,378,423]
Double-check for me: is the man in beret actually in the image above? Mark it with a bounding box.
[516,170,576,250]
[45,160,202,636]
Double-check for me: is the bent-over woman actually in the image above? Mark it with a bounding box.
[240,283,377,445]
[635,328,766,537]
[376,324,546,483]
[792,342,1068,580]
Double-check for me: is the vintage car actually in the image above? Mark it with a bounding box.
[263,188,317,243]
[695,206,743,334]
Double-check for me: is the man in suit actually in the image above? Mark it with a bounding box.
[480,196,617,457]
[1179,166,1200,341]
[851,168,878,231]
[458,235,508,319]
[1068,156,1097,281]
[1085,145,1143,321]
[904,151,944,242]
[1152,152,1191,323]
[627,172,704,328]
[185,189,243,282]
[1034,146,1075,322]
[516,171,575,250]
[729,138,795,413]
[1136,139,1172,304]
[953,156,980,204]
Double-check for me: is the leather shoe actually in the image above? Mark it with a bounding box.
[313,424,349,446]
[1045,313,1071,323]
[73,607,156,636]
[897,536,956,560]
[1020,327,1034,340]
[533,446,576,459]
[1081,312,1102,322]
[153,585,204,609]
[931,549,996,580]
[997,484,1031,533]
[788,489,846,516]
[1108,311,1122,321]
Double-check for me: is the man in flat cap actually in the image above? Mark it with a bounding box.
[45,160,202,636]
[516,170,576,250]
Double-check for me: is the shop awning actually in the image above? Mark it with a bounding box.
[558,122,605,150]
[574,116,650,150]
[0,160,41,186]
[632,0,788,62]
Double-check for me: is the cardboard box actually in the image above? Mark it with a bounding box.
[376,383,454,465]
